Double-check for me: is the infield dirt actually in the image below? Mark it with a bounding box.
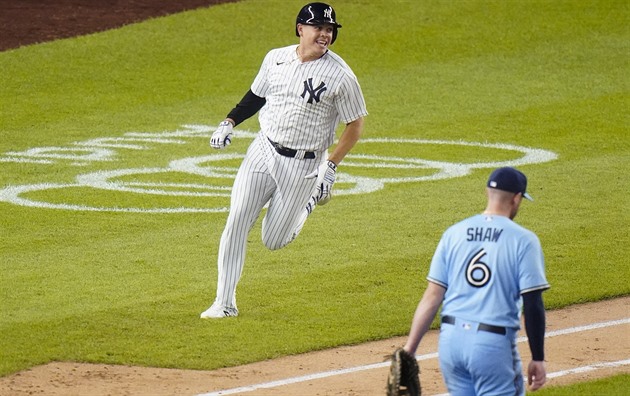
[1,297,628,395]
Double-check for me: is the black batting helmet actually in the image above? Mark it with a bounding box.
[295,2,342,44]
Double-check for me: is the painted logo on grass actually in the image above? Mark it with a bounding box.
[0,124,557,213]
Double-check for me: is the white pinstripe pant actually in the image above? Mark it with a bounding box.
[213,133,322,309]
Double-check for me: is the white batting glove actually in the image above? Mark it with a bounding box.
[305,160,337,205]
[210,120,233,149]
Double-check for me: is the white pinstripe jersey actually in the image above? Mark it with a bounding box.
[251,44,368,152]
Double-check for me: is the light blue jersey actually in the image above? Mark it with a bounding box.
[428,214,549,329]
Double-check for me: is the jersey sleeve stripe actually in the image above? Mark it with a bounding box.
[520,284,551,294]
[427,277,448,289]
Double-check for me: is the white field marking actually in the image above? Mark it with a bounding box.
[517,318,630,343]
[0,124,558,213]
[546,359,630,378]
[4,146,117,163]
[348,139,558,184]
[432,359,630,396]
[0,183,229,213]
[0,124,257,165]
[0,157,53,164]
[75,137,188,150]
[195,318,629,396]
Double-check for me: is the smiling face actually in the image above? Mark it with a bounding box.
[297,23,335,60]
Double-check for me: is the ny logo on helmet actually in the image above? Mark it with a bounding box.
[324,7,333,20]
[301,78,327,104]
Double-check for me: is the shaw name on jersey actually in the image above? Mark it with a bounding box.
[466,227,504,242]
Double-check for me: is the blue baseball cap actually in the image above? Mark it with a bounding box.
[487,167,533,201]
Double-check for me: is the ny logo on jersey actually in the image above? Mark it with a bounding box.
[301,78,327,104]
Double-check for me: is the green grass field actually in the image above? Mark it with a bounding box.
[1,0,628,392]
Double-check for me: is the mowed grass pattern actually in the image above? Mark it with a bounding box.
[0,0,628,384]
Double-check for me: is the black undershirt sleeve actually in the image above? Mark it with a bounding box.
[226,89,266,126]
[522,289,546,361]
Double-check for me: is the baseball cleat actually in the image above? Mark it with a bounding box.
[200,303,238,319]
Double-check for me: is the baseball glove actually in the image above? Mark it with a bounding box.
[386,348,421,396]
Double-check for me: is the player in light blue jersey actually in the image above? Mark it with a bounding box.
[400,167,549,395]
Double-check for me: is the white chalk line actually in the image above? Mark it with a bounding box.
[196,318,630,396]
[432,359,630,396]
[546,359,630,378]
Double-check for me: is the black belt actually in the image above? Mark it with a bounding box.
[268,138,315,159]
[442,315,506,335]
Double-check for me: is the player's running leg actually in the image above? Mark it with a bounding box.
[201,139,274,318]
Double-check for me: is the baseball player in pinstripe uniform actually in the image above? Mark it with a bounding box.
[201,2,367,318]
[399,167,549,395]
